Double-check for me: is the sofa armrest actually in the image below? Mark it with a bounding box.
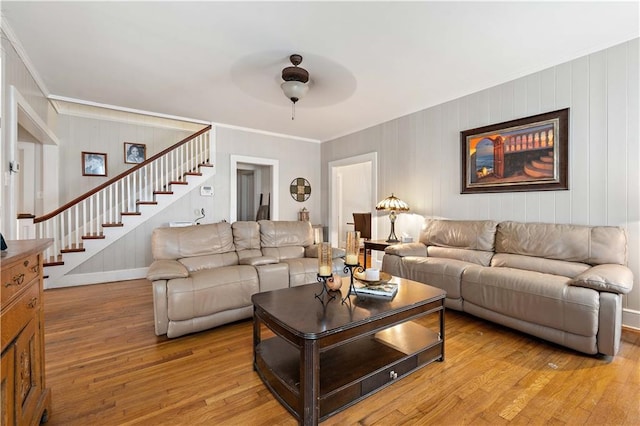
[146,259,189,281]
[239,256,279,266]
[304,244,346,259]
[384,242,427,257]
[570,264,634,294]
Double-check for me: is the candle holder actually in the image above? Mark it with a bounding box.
[341,263,364,304]
[344,231,360,267]
[316,274,337,302]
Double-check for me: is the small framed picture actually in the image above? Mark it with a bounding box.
[82,152,107,177]
[124,142,146,164]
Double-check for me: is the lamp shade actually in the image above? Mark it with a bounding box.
[281,80,309,103]
[375,193,410,212]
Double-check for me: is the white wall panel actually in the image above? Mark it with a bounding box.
[322,38,640,324]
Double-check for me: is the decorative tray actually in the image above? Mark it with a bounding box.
[353,271,393,286]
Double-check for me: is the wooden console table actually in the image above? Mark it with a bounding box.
[252,277,445,425]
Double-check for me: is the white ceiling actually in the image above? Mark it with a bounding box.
[2,1,638,142]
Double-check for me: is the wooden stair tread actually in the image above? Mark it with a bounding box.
[136,201,158,205]
[169,181,188,185]
[121,212,141,216]
[102,223,124,227]
[153,191,174,195]
[82,234,105,240]
[61,248,85,254]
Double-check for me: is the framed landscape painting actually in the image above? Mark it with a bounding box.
[460,108,569,194]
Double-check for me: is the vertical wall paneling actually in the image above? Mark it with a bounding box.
[625,39,640,313]
[606,43,628,228]
[588,51,608,225]
[570,56,590,225]
[321,39,640,325]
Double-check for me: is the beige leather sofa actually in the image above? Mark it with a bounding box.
[147,220,343,338]
[382,219,634,356]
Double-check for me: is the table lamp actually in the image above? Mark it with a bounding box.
[375,193,409,243]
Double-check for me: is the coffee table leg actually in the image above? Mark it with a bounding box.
[300,339,319,425]
[253,307,260,370]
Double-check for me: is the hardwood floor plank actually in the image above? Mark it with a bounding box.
[42,279,640,425]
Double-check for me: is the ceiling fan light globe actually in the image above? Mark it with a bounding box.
[281,81,309,102]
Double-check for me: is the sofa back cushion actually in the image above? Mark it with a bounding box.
[427,246,494,266]
[259,220,314,248]
[420,219,497,252]
[232,221,263,260]
[151,222,235,260]
[496,221,627,265]
[491,253,591,278]
[179,253,240,272]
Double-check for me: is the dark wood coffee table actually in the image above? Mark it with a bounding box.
[252,276,446,425]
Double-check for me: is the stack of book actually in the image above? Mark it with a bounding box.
[354,282,398,298]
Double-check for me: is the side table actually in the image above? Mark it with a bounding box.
[363,239,399,269]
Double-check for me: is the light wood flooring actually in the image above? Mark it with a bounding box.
[43,279,640,425]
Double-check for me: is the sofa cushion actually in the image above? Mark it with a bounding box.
[496,221,627,265]
[401,256,475,300]
[262,246,306,261]
[420,219,497,252]
[151,222,235,260]
[491,253,590,278]
[166,266,259,321]
[282,258,319,287]
[461,266,599,337]
[179,253,239,272]
[427,246,493,266]
[570,264,634,294]
[259,220,314,248]
[232,221,261,251]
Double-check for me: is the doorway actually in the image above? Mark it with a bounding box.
[230,155,279,223]
[328,152,378,249]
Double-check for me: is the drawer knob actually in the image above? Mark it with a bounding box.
[389,370,398,380]
[5,273,25,287]
[23,260,30,267]
[27,297,38,309]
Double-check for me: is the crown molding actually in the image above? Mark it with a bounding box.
[1,17,51,99]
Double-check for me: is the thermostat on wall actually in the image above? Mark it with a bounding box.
[200,185,214,196]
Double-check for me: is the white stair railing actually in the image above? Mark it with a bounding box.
[33,125,212,265]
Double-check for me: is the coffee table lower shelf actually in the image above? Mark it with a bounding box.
[254,321,443,422]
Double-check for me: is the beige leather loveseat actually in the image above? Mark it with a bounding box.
[382,219,634,356]
[147,220,343,338]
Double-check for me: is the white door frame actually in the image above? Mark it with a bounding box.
[2,86,59,238]
[328,152,378,247]
[230,155,279,223]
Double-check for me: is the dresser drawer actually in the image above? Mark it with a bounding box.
[361,355,417,395]
[1,281,40,350]
[1,253,40,305]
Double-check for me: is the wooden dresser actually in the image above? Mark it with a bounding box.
[1,239,52,425]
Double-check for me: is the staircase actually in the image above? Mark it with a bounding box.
[524,151,554,178]
[29,125,214,285]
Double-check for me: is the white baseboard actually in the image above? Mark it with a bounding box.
[622,308,640,330]
[45,267,149,289]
